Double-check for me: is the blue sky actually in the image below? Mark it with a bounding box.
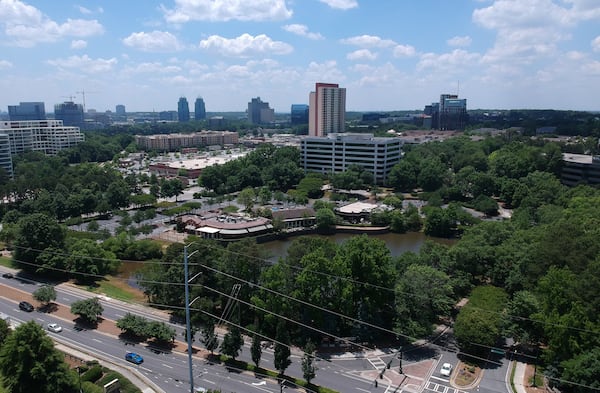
[0,0,599,113]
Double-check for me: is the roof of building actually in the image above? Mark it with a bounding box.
[337,201,379,214]
[272,207,316,220]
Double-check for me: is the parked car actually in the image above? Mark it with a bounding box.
[125,352,143,365]
[47,323,62,333]
[18,301,34,312]
[2,272,13,279]
[440,362,453,377]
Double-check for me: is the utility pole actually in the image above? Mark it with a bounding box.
[398,348,403,374]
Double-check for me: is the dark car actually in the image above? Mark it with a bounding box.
[18,301,34,312]
[125,352,143,365]
[2,272,13,279]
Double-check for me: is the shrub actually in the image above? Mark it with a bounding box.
[82,365,103,383]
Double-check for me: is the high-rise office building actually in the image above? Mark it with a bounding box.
[0,133,13,178]
[8,102,46,121]
[291,104,309,125]
[247,97,274,124]
[178,97,190,122]
[438,94,467,130]
[194,97,206,120]
[115,105,126,116]
[308,82,346,137]
[54,101,84,127]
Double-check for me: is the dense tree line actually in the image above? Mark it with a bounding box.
[199,144,304,194]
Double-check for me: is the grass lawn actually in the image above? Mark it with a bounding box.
[86,277,146,303]
[0,255,14,269]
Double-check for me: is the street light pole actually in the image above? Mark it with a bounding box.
[184,244,195,393]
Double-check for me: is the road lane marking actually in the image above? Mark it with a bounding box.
[161,364,173,369]
[92,338,102,343]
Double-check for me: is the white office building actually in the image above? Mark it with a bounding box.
[300,133,402,185]
[0,120,85,177]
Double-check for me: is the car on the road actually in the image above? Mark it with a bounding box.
[2,272,13,279]
[18,301,34,312]
[47,323,62,333]
[440,362,453,377]
[194,388,207,393]
[125,352,143,365]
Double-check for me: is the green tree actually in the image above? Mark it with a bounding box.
[237,187,256,211]
[301,340,317,384]
[71,298,104,325]
[220,326,243,360]
[147,321,176,344]
[251,334,262,368]
[0,319,10,347]
[315,208,336,231]
[116,313,150,340]
[274,321,291,375]
[32,285,57,307]
[395,265,454,338]
[201,321,219,355]
[0,321,77,393]
[561,348,600,392]
[13,213,66,272]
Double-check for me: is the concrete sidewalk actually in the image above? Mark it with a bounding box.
[513,361,528,393]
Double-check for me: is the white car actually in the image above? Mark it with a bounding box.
[440,362,453,376]
[47,323,62,333]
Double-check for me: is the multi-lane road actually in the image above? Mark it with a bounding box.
[0,270,513,393]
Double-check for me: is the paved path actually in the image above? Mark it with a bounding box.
[513,361,528,393]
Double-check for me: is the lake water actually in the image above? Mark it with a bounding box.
[261,231,455,262]
[117,232,456,287]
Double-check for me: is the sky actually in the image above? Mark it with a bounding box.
[0,0,599,114]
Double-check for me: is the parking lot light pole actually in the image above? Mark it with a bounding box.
[184,244,200,393]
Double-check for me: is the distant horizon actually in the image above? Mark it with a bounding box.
[1,1,599,113]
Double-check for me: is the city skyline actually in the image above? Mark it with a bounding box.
[0,0,599,113]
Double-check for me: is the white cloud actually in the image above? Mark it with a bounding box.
[46,55,117,73]
[0,59,12,69]
[347,49,377,61]
[447,35,472,47]
[318,0,358,10]
[282,24,323,40]
[341,34,396,48]
[304,60,346,84]
[417,49,481,72]
[122,31,184,52]
[592,36,600,52]
[473,1,580,68]
[124,62,182,74]
[199,33,293,57]
[77,5,91,14]
[393,44,416,57]
[0,0,104,47]
[70,39,87,49]
[162,0,292,23]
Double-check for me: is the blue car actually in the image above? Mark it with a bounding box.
[125,352,143,365]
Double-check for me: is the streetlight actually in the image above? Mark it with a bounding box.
[184,243,201,393]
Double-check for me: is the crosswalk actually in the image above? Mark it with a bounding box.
[424,380,468,393]
[367,356,387,370]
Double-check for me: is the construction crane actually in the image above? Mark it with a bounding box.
[75,89,98,112]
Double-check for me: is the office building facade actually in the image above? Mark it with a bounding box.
[194,98,206,120]
[8,102,46,121]
[300,133,402,185]
[425,94,467,130]
[291,104,309,125]
[0,120,85,177]
[308,82,346,137]
[178,97,190,122]
[54,101,84,127]
[248,97,274,124]
[135,131,238,151]
[0,133,13,178]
